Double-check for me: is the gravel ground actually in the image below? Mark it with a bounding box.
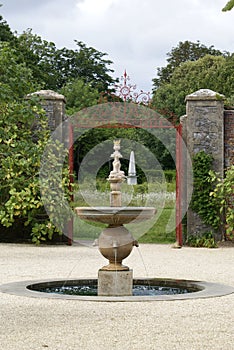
[0,243,233,350]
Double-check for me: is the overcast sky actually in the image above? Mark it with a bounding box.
[1,0,233,92]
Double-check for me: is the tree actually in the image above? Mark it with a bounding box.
[0,42,37,101]
[73,126,176,185]
[60,78,100,115]
[61,40,115,92]
[152,54,234,118]
[15,30,58,89]
[222,0,234,11]
[152,41,224,90]
[17,30,115,91]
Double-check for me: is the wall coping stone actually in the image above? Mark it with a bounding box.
[27,90,66,102]
[185,89,225,101]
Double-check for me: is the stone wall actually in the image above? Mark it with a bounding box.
[224,110,234,167]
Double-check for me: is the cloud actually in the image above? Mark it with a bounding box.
[1,0,78,14]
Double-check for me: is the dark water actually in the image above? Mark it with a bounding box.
[35,284,191,296]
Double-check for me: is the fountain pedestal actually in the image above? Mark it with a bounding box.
[98,270,133,296]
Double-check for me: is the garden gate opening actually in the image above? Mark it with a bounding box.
[68,101,183,247]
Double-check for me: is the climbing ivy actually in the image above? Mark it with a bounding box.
[191,151,221,230]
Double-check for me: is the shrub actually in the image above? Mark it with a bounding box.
[209,165,234,241]
[0,98,73,244]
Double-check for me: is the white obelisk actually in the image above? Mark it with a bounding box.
[127,151,137,185]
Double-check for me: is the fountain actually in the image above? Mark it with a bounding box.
[75,140,156,296]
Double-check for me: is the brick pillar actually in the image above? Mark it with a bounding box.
[185,89,225,238]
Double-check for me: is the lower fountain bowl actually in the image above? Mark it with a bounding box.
[1,278,233,302]
[27,278,199,296]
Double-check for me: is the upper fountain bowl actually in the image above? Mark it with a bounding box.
[75,206,156,225]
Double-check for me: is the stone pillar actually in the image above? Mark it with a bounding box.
[27,90,66,131]
[26,90,69,243]
[185,89,225,238]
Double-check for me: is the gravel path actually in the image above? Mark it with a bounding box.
[0,243,233,350]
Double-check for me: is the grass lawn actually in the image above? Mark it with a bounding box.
[73,181,176,244]
[138,208,175,244]
[73,208,176,244]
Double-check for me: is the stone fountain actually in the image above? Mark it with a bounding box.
[75,140,156,296]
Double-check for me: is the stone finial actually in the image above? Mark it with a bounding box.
[185,89,225,101]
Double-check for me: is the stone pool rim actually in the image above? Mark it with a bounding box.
[0,278,233,302]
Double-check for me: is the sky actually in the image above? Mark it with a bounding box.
[1,0,234,92]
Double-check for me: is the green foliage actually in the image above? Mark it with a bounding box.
[153,41,224,90]
[139,208,175,244]
[190,152,234,241]
[222,0,234,11]
[151,41,233,119]
[191,151,221,230]
[60,78,100,114]
[0,98,73,244]
[0,12,115,93]
[74,128,175,182]
[209,165,234,240]
[38,139,75,244]
[16,30,115,91]
[0,42,38,100]
[187,231,218,248]
[15,29,58,89]
[164,170,176,183]
[152,54,233,117]
[132,183,148,204]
